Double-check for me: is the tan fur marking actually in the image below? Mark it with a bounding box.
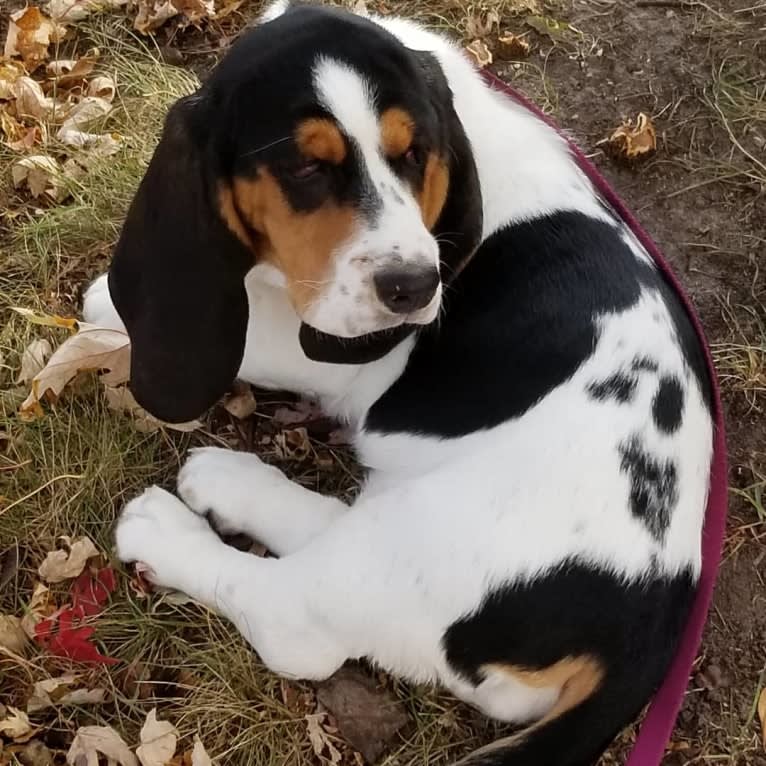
[455,656,605,762]
[295,118,346,165]
[380,107,415,158]
[418,152,450,229]
[232,171,355,311]
[217,184,254,249]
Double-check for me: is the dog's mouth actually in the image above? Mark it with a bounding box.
[298,322,415,365]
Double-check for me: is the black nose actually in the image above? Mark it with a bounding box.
[373,265,440,314]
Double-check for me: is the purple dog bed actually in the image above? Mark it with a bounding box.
[481,71,729,764]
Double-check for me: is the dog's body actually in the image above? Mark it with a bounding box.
[84,4,714,764]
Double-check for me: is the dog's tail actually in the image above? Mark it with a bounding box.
[453,669,650,766]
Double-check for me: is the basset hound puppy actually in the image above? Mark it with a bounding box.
[83,3,714,764]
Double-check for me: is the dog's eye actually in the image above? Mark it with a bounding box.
[403,146,423,167]
[291,160,321,180]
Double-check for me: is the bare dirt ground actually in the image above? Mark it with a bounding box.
[1,0,764,764]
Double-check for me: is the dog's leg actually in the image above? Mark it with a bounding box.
[177,447,346,555]
[115,486,348,679]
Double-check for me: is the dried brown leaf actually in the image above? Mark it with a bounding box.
[305,713,342,765]
[56,95,112,136]
[223,387,257,419]
[14,76,58,121]
[4,8,66,71]
[87,74,116,101]
[16,339,52,385]
[11,155,66,201]
[10,307,78,329]
[20,583,55,639]
[274,427,311,460]
[0,60,26,100]
[20,324,130,415]
[171,0,216,23]
[66,725,138,766]
[134,0,180,33]
[525,14,577,43]
[38,536,99,583]
[0,708,34,742]
[607,112,657,160]
[46,0,129,23]
[496,31,530,59]
[27,675,107,714]
[46,49,99,89]
[758,687,766,751]
[104,385,202,433]
[136,709,178,766]
[190,736,212,766]
[465,39,492,67]
[16,739,55,766]
[0,615,28,654]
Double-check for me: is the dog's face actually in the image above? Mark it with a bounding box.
[108,4,482,422]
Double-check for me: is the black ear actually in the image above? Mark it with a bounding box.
[413,50,483,282]
[108,95,253,424]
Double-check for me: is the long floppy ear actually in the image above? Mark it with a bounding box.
[413,50,483,282]
[108,94,254,424]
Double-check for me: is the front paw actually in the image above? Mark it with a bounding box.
[115,486,217,591]
[177,447,283,535]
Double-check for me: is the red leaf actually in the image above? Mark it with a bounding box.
[33,566,119,665]
[71,566,116,616]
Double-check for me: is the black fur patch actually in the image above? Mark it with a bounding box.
[652,375,685,434]
[443,561,695,765]
[587,372,638,403]
[632,355,659,373]
[618,435,678,540]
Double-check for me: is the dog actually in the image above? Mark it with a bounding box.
[82,3,714,764]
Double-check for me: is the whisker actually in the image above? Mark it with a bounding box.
[241,135,293,157]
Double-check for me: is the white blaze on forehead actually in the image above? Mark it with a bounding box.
[312,56,380,151]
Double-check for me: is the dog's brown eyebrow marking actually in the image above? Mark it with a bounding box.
[418,152,449,229]
[295,118,347,164]
[380,107,415,158]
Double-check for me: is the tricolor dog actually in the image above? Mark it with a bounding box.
[83,3,714,764]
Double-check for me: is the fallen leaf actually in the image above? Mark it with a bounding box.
[14,76,58,121]
[496,31,531,59]
[525,14,577,43]
[56,95,112,138]
[10,307,78,330]
[19,323,130,415]
[0,708,34,742]
[607,112,657,160]
[190,736,212,766]
[305,713,342,765]
[35,606,119,665]
[17,739,55,766]
[0,60,27,100]
[134,0,180,33]
[66,725,138,766]
[20,583,56,640]
[171,0,216,23]
[0,615,27,653]
[136,709,178,766]
[223,386,257,419]
[38,535,99,583]
[87,74,116,101]
[27,674,107,713]
[46,0,129,23]
[274,427,311,461]
[16,339,52,384]
[4,8,66,71]
[273,399,323,426]
[0,547,21,592]
[465,7,499,39]
[316,666,408,763]
[45,49,99,89]
[11,154,65,201]
[465,39,493,67]
[104,385,202,433]
[758,687,766,750]
[71,565,117,616]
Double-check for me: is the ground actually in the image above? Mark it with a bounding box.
[0,0,764,764]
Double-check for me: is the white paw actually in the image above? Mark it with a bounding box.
[177,447,283,536]
[115,486,218,591]
[82,273,126,330]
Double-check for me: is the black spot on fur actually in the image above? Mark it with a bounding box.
[587,372,638,403]
[652,375,684,433]
[618,436,678,540]
[632,355,659,373]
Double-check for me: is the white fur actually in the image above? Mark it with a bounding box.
[304,57,442,337]
[93,4,714,729]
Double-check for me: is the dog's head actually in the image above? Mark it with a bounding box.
[109,3,482,422]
